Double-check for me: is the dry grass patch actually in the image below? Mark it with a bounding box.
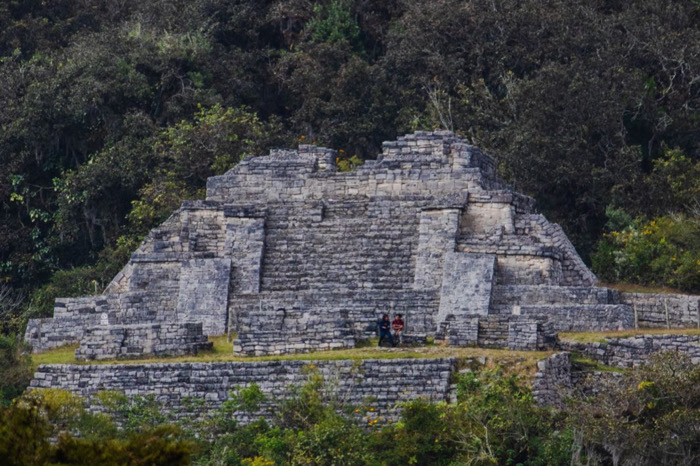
[30,335,552,377]
[599,282,689,295]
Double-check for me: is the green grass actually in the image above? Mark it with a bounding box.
[559,327,700,344]
[31,335,553,377]
[32,344,80,370]
[570,354,628,373]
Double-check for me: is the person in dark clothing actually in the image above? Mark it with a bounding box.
[378,314,395,347]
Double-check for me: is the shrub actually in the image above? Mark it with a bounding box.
[569,352,700,465]
[592,213,700,292]
[0,334,33,406]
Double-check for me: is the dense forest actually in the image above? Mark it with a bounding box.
[0,0,699,337]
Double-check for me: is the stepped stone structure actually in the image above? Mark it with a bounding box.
[28,130,683,359]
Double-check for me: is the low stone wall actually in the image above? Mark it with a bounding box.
[491,285,618,307]
[30,358,456,423]
[561,334,700,368]
[621,292,700,328]
[233,305,355,356]
[436,315,556,350]
[508,320,555,350]
[531,352,572,407]
[235,330,354,356]
[477,315,557,349]
[25,290,177,353]
[228,290,440,341]
[75,322,212,360]
[446,318,479,347]
[516,304,633,332]
[24,317,84,352]
[532,352,623,407]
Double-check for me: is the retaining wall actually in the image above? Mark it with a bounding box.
[621,292,700,328]
[30,358,456,423]
[560,334,700,368]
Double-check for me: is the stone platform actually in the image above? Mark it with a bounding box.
[25,131,699,358]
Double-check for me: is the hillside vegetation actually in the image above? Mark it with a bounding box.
[1,0,699,333]
[2,352,700,465]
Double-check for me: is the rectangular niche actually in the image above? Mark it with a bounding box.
[461,202,514,234]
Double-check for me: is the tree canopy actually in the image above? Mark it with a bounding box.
[1,0,699,327]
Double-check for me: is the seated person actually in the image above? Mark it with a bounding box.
[392,314,405,344]
[378,314,395,347]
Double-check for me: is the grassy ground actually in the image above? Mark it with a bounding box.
[33,327,700,374]
[559,327,700,344]
[31,335,552,377]
[599,282,692,295]
[570,354,628,373]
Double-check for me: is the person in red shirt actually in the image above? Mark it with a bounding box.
[391,314,404,345]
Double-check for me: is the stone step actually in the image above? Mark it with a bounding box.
[491,285,620,306]
[492,304,633,332]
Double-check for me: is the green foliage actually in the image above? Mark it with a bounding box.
[4,362,700,465]
[289,414,373,465]
[52,425,194,466]
[0,389,194,465]
[0,391,53,465]
[336,152,364,172]
[2,0,700,331]
[569,352,700,465]
[0,285,26,335]
[207,384,266,434]
[450,369,571,466]
[592,213,700,292]
[276,370,328,430]
[307,1,361,49]
[192,366,573,466]
[0,334,33,406]
[95,391,174,433]
[372,399,457,465]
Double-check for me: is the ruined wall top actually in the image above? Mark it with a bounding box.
[205,131,507,204]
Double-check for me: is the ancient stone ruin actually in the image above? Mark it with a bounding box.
[24,131,697,360]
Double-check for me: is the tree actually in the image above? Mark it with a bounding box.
[570,352,700,465]
[0,333,33,406]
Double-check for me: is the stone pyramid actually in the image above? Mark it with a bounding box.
[25,131,634,358]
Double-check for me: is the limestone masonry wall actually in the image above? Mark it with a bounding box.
[30,358,456,423]
[75,322,212,360]
[533,339,700,407]
[621,292,700,328]
[560,334,700,368]
[24,130,698,359]
[532,352,572,407]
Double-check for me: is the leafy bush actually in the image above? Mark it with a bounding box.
[451,369,571,466]
[569,352,700,465]
[592,213,700,292]
[0,390,195,465]
[0,334,33,406]
[307,1,361,49]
